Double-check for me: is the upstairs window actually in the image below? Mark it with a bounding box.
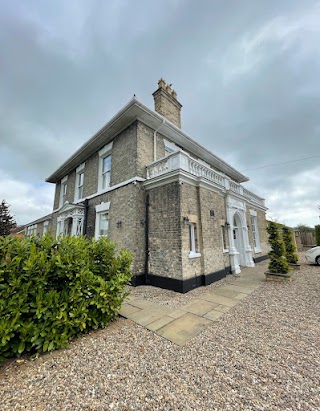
[74,163,85,201]
[102,155,111,189]
[164,139,178,157]
[59,176,68,207]
[77,172,84,199]
[98,142,113,192]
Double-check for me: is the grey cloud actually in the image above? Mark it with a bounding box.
[0,0,319,226]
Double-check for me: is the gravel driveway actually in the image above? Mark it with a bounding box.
[1,256,319,410]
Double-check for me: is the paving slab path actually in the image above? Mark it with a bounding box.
[120,260,268,345]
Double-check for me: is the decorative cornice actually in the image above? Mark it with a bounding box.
[46,98,249,184]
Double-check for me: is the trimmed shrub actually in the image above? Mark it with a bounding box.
[282,226,299,264]
[267,221,289,274]
[0,235,132,363]
[315,225,320,246]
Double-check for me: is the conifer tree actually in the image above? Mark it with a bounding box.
[267,221,289,273]
[282,226,299,264]
[0,200,16,237]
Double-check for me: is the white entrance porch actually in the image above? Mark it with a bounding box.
[227,195,255,274]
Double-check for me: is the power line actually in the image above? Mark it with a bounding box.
[241,155,320,172]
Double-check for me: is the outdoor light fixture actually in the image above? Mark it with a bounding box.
[225,222,230,229]
[116,220,122,228]
[183,216,190,223]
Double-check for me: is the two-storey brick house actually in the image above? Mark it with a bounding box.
[26,79,268,293]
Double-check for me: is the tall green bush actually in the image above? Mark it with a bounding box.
[0,235,132,363]
[282,226,299,264]
[267,221,289,274]
[315,225,320,246]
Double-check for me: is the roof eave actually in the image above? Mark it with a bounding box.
[46,97,249,184]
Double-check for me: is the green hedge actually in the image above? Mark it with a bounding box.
[267,221,289,274]
[282,226,298,264]
[0,235,132,362]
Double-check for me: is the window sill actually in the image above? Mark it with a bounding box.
[223,249,229,254]
[189,252,201,259]
[254,247,262,253]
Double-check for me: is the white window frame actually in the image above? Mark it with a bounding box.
[27,224,37,236]
[43,221,49,236]
[95,202,111,240]
[164,139,179,156]
[188,223,201,258]
[250,210,261,252]
[59,175,68,207]
[221,225,229,253]
[98,142,113,192]
[74,163,85,202]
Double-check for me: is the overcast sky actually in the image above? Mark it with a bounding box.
[1,0,319,228]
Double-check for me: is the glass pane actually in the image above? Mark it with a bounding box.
[102,171,110,189]
[78,185,83,199]
[103,156,111,173]
[99,213,109,236]
[79,172,84,186]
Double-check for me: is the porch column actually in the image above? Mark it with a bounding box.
[242,226,255,267]
[227,208,241,275]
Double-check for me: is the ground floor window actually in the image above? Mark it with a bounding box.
[95,202,111,240]
[43,221,49,236]
[98,212,109,238]
[188,223,201,258]
[250,210,261,252]
[27,224,37,236]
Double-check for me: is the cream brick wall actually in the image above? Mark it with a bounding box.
[179,184,229,280]
[180,183,202,279]
[85,183,145,275]
[198,187,229,274]
[148,182,183,280]
[111,122,138,185]
[83,151,99,198]
[53,122,139,210]
[136,121,167,178]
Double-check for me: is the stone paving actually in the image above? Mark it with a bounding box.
[120,260,267,345]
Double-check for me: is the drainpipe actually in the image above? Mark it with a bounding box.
[82,199,89,235]
[145,193,150,284]
[153,119,166,161]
